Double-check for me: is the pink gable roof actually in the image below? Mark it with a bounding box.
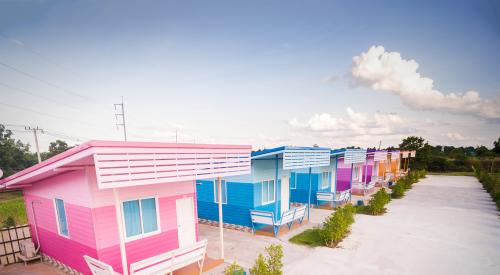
[0,140,252,189]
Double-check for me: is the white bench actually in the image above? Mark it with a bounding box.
[130,239,208,275]
[84,255,120,275]
[293,205,307,225]
[84,239,208,275]
[316,190,351,207]
[366,181,376,191]
[250,206,307,237]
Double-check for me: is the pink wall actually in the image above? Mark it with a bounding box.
[22,166,198,275]
[92,194,197,273]
[88,166,198,273]
[24,194,97,274]
[24,169,93,207]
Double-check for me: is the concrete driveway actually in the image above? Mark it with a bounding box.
[201,175,500,275]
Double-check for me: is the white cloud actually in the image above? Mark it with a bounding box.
[445,132,466,141]
[351,45,500,120]
[288,107,413,138]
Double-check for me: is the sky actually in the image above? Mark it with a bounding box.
[0,0,499,152]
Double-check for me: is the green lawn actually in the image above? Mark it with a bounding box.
[427,171,475,176]
[289,228,324,247]
[0,191,27,226]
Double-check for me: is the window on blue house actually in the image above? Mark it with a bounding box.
[122,197,160,240]
[321,172,330,189]
[262,179,275,204]
[214,179,227,204]
[54,198,69,237]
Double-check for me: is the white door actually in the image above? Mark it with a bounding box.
[331,169,337,193]
[176,197,196,247]
[281,175,289,214]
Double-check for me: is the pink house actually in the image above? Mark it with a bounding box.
[0,140,251,274]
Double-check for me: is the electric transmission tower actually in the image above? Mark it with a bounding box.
[114,96,127,141]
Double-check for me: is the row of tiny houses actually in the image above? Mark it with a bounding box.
[0,139,415,274]
[196,146,331,229]
[196,147,415,230]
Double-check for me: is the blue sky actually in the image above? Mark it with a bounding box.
[0,0,499,150]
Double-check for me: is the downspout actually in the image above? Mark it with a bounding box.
[349,163,354,202]
[31,200,42,252]
[275,155,279,218]
[307,167,312,221]
[364,157,368,199]
[333,156,338,198]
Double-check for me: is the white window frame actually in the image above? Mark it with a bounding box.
[321,172,330,189]
[373,162,379,176]
[290,173,297,190]
[213,179,228,204]
[121,196,161,242]
[353,165,363,182]
[261,179,275,205]
[53,198,70,239]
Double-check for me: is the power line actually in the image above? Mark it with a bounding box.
[0,81,81,110]
[0,32,79,77]
[0,60,89,100]
[0,101,97,126]
[5,123,89,142]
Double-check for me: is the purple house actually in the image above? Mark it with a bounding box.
[330,148,368,197]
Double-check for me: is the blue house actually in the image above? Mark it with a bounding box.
[196,146,331,228]
[290,148,367,205]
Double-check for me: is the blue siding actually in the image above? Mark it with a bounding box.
[289,172,326,204]
[197,180,256,227]
[196,179,283,227]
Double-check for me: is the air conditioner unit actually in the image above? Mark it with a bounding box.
[19,240,36,258]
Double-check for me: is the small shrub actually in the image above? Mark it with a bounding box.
[367,188,391,215]
[225,262,245,275]
[2,216,15,228]
[250,254,267,275]
[391,182,406,199]
[319,204,356,247]
[472,164,500,211]
[249,244,283,275]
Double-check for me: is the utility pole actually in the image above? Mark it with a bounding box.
[25,126,43,163]
[114,96,127,141]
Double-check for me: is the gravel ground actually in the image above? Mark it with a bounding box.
[201,175,500,275]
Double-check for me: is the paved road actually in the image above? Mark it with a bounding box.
[202,175,500,275]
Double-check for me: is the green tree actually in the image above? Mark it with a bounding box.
[399,136,426,151]
[249,244,284,275]
[475,146,493,158]
[400,136,430,170]
[41,140,72,160]
[494,138,500,156]
[0,124,37,177]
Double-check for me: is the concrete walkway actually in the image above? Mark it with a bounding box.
[201,175,500,275]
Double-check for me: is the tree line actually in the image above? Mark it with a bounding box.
[0,124,72,177]
[1,124,499,178]
[398,136,500,173]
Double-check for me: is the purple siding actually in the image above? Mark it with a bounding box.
[336,158,352,191]
[362,155,374,183]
